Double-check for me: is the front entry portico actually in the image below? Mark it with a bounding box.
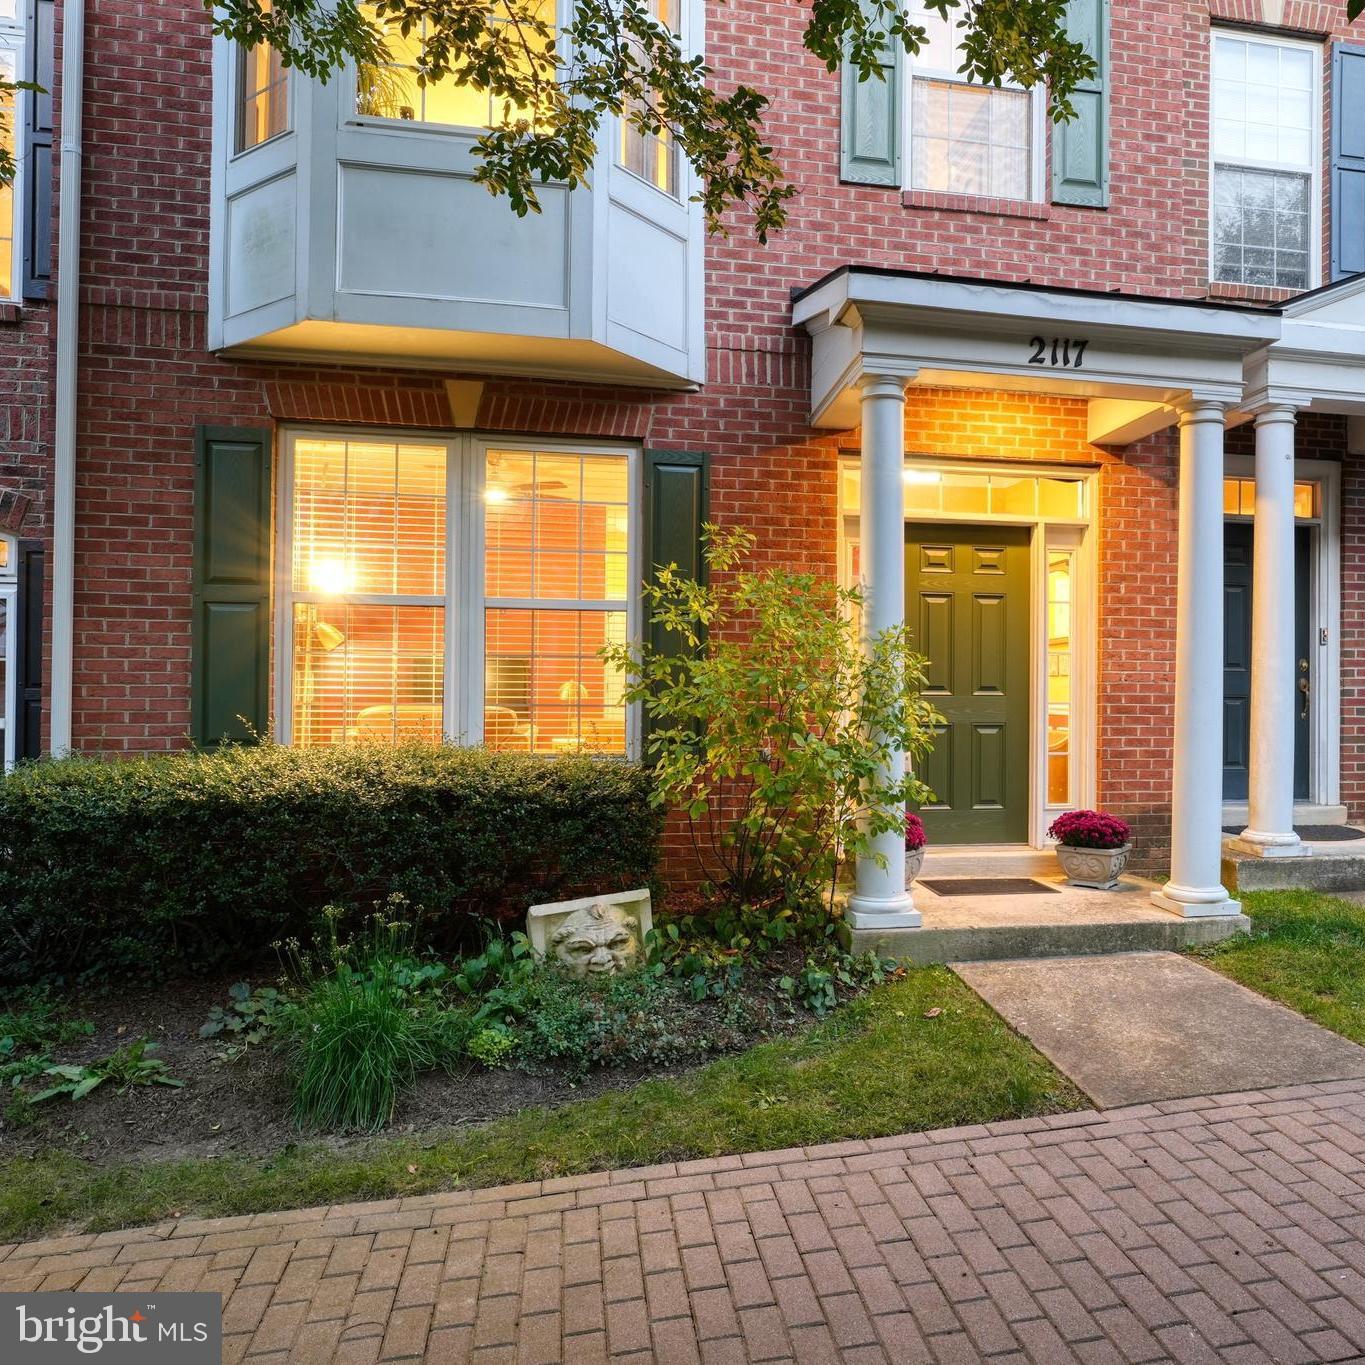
[794,266,1293,943]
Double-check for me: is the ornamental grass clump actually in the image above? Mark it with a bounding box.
[1047,810,1131,850]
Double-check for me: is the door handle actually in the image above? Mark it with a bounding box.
[1299,675,1311,720]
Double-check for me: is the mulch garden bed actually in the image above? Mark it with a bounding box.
[0,972,807,1167]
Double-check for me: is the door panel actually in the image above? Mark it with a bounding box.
[1221,522,1312,803]
[907,523,1031,843]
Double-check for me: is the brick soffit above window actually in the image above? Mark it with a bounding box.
[1206,0,1338,37]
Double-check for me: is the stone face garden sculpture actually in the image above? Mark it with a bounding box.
[526,889,653,978]
[548,902,641,979]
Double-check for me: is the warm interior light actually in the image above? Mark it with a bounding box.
[558,680,586,703]
[484,485,510,505]
[309,558,353,596]
[903,469,942,486]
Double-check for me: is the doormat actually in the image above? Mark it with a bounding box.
[920,878,1060,897]
[1223,824,1365,842]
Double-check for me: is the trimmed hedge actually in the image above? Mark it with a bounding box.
[0,745,662,983]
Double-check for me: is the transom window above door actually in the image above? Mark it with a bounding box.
[904,0,1038,200]
[1211,32,1319,291]
[280,432,635,757]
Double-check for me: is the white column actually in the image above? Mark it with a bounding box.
[1153,400,1242,918]
[1236,404,1309,856]
[848,370,921,931]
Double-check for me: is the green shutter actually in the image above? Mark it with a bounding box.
[641,450,708,743]
[840,8,902,187]
[192,426,273,748]
[1051,0,1109,207]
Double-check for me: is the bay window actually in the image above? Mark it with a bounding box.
[905,0,1038,200]
[280,432,635,756]
[616,0,680,197]
[236,0,290,152]
[0,0,24,299]
[1211,32,1318,290]
[356,0,554,129]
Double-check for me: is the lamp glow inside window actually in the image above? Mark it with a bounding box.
[1211,34,1317,290]
[356,0,554,129]
[284,434,631,756]
[906,1,1034,200]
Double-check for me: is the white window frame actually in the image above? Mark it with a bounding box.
[347,1,562,137]
[0,532,16,770]
[901,12,1046,202]
[613,0,684,201]
[274,428,642,759]
[1208,28,1323,291]
[0,4,28,303]
[232,2,293,157]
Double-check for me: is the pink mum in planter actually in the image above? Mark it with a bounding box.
[1048,809,1130,850]
[905,811,927,850]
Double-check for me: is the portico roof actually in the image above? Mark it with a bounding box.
[792,267,1282,431]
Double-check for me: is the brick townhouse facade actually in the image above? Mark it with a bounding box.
[5,0,1365,934]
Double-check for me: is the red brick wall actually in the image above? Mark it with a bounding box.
[4,0,1365,883]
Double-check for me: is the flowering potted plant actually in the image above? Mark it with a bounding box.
[905,811,927,887]
[1047,810,1132,890]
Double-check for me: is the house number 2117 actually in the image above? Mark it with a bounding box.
[1028,336,1088,368]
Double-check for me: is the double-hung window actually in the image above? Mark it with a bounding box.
[905,0,1037,200]
[1211,32,1319,290]
[280,433,635,756]
[235,0,290,152]
[355,0,555,130]
[0,0,26,299]
[615,0,680,197]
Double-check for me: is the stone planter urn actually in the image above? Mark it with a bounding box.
[1054,842,1132,891]
[904,845,925,888]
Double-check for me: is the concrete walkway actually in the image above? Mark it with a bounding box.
[955,952,1365,1108]
[8,1082,1365,1362]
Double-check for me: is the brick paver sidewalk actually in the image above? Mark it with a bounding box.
[7,1083,1365,1362]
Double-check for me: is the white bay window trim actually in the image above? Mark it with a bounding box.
[1209,29,1322,291]
[275,428,641,757]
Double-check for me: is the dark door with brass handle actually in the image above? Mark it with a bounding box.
[1221,522,1312,801]
[907,523,1031,843]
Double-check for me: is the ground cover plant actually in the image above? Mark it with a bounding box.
[1195,889,1365,1043]
[0,970,1085,1240]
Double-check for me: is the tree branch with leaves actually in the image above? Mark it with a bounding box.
[198,0,1094,241]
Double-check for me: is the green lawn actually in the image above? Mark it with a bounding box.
[1198,889,1365,1043]
[0,969,1082,1242]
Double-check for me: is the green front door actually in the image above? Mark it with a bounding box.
[908,523,1031,844]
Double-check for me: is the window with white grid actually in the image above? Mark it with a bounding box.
[0,1,25,301]
[905,0,1037,201]
[1211,33,1319,290]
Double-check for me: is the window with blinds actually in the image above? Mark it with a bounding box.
[281,433,634,756]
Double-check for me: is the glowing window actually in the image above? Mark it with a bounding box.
[1046,549,1074,806]
[617,0,680,197]
[236,0,290,152]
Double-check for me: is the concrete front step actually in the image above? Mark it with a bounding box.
[1224,849,1365,893]
[853,912,1248,964]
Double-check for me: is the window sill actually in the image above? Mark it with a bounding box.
[902,189,1050,221]
[1206,280,1304,305]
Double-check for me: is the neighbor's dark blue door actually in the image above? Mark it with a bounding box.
[1222,522,1311,802]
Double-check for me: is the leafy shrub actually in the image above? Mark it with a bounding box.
[1047,809,1131,850]
[30,1041,181,1103]
[0,744,661,983]
[199,983,289,1064]
[604,525,939,907]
